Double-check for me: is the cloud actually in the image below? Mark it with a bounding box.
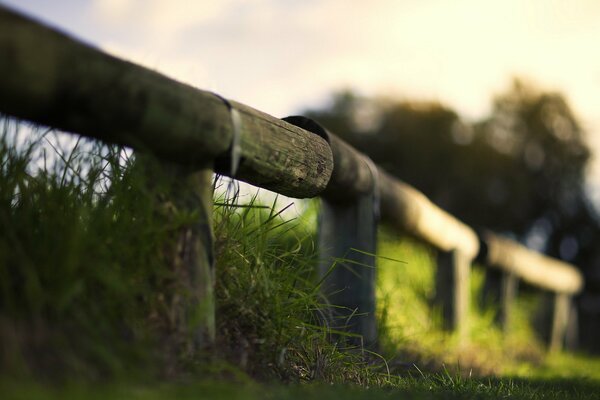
[92,0,241,40]
[93,0,136,22]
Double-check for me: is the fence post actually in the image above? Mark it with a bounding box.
[318,192,379,348]
[499,272,518,333]
[578,292,600,353]
[435,249,470,341]
[549,293,571,352]
[144,157,215,357]
[177,166,215,352]
[565,298,579,351]
[482,269,518,333]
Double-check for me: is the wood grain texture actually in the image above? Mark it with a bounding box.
[482,231,583,294]
[226,101,333,198]
[279,116,374,201]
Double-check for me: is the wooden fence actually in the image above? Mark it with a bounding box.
[0,6,584,352]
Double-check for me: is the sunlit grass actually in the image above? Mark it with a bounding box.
[374,230,583,378]
[212,190,384,383]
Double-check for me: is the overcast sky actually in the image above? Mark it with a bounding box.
[5,0,600,200]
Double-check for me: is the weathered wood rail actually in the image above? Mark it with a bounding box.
[0,5,584,351]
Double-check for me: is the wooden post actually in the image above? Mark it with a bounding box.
[565,298,578,351]
[284,116,380,348]
[499,272,518,333]
[482,269,518,333]
[549,293,571,352]
[318,193,378,348]
[578,292,600,353]
[435,249,470,341]
[142,157,216,357]
[174,166,215,352]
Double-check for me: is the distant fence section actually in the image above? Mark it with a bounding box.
[0,5,585,352]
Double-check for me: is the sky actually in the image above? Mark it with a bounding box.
[4,0,600,202]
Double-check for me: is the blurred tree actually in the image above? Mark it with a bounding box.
[305,80,595,253]
[476,80,592,244]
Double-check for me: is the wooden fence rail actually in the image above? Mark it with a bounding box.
[0,5,585,352]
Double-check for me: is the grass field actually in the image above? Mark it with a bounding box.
[2,374,600,400]
[1,120,599,399]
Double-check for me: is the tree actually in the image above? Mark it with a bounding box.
[306,81,595,252]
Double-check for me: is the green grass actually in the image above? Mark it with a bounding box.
[212,189,382,383]
[0,119,210,379]
[376,233,548,376]
[2,375,600,400]
[375,231,600,386]
[509,352,600,381]
[1,118,600,399]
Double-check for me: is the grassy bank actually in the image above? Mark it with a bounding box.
[1,120,599,398]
